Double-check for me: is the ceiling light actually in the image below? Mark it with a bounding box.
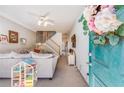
[44,21,48,27]
[38,20,43,25]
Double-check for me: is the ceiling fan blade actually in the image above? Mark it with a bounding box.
[46,19,54,23]
[43,12,50,17]
[28,11,54,26]
[28,11,40,17]
[46,20,55,25]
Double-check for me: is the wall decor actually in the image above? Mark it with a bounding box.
[0,34,8,44]
[79,5,124,46]
[71,34,76,48]
[9,30,18,43]
[20,38,27,45]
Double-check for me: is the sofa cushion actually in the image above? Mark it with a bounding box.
[0,53,12,58]
[13,53,31,58]
[10,51,17,57]
[31,53,54,59]
[0,51,17,58]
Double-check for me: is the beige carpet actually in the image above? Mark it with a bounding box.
[0,55,88,87]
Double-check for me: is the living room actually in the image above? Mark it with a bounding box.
[0,5,87,87]
[1,3,124,88]
[1,0,124,93]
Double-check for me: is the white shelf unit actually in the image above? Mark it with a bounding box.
[68,54,75,66]
[11,61,37,87]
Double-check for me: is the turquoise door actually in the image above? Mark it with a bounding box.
[89,32,124,87]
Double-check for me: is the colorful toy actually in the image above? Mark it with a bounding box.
[11,60,37,87]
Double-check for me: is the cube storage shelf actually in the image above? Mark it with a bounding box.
[11,61,37,87]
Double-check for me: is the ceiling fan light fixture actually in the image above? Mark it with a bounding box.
[44,21,48,27]
[45,16,49,20]
[38,20,43,25]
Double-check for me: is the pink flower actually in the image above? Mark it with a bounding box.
[94,7,122,33]
[88,17,103,35]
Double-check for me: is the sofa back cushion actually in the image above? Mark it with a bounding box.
[13,54,31,58]
[0,51,31,59]
[0,53,12,58]
[31,52,54,59]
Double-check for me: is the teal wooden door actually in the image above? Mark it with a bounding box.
[89,32,124,87]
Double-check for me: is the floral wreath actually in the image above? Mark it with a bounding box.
[79,5,124,46]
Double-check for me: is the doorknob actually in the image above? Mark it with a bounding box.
[88,52,92,56]
[87,73,89,76]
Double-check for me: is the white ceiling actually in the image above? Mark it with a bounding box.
[0,5,84,33]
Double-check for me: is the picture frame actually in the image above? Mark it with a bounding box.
[71,34,76,48]
[20,38,27,45]
[9,30,18,43]
[0,34,8,44]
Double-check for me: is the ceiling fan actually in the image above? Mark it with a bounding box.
[29,12,55,27]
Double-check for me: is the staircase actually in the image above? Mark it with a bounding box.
[36,31,62,56]
[45,39,61,55]
[36,31,56,43]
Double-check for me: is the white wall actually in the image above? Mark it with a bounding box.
[68,14,89,83]
[0,16,36,53]
[51,32,63,54]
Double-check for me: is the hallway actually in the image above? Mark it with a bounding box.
[0,55,88,87]
[37,55,88,87]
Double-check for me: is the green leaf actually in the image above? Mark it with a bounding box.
[116,24,124,36]
[78,14,84,22]
[83,20,87,25]
[116,7,124,22]
[107,34,119,46]
[83,26,89,30]
[82,20,89,30]
[83,31,87,35]
[93,35,106,45]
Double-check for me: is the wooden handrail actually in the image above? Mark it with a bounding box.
[49,39,60,48]
[49,39,61,55]
[46,42,60,55]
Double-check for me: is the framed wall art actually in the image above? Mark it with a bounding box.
[20,38,27,45]
[71,34,76,48]
[0,34,8,44]
[9,30,18,43]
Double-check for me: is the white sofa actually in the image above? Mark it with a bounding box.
[34,56,58,79]
[0,52,59,79]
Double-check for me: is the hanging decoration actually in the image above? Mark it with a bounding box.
[79,5,124,46]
